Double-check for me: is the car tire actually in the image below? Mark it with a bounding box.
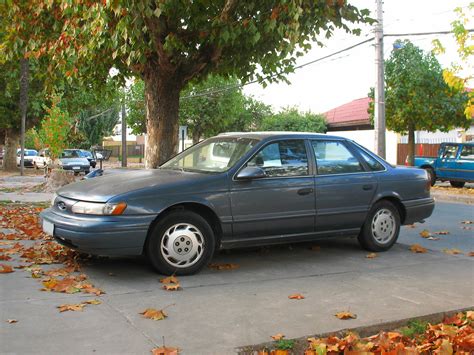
[450,181,465,188]
[358,200,400,252]
[424,167,436,186]
[85,170,90,174]
[146,210,215,275]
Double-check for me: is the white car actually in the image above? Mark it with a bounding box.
[16,149,38,167]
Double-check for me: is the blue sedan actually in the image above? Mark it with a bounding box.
[40,132,434,275]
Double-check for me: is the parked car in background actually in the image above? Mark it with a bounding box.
[40,132,434,275]
[16,149,38,167]
[413,142,474,188]
[79,150,97,168]
[33,148,91,174]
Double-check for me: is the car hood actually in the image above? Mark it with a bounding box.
[57,168,211,202]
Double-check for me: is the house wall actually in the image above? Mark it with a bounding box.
[331,129,399,165]
[398,126,474,144]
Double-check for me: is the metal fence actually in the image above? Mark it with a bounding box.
[107,144,145,158]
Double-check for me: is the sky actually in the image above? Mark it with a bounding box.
[243,0,473,114]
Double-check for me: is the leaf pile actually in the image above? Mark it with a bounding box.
[302,311,474,354]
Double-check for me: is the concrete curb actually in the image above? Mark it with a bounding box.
[431,191,474,204]
[0,192,53,203]
[237,307,473,354]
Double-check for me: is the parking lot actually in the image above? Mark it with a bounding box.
[1,200,473,354]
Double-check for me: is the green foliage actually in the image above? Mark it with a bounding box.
[37,96,71,161]
[259,107,327,132]
[275,339,295,350]
[25,128,42,150]
[399,320,428,338]
[127,79,146,136]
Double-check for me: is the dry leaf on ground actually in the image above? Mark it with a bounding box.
[271,333,285,341]
[83,299,101,305]
[6,319,18,323]
[410,244,427,253]
[434,230,450,235]
[419,229,432,238]
[468,252,474,257]
[310,245,321,251]
[207,263,240,270]
[159,275,179,284]
[288,293,305,300]
[461,220,473,224]
[57,303,85,312]
[151,346,179,355]
[366,253,377,259]
[335,311,357,320]
[0,264,14,273]
[406,224,416,228]
[140,308,167,321]
[443,248,463,255]
[163,283,181,291]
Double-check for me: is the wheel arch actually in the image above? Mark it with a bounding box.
[144,202,223,253]
[372,195,406,224]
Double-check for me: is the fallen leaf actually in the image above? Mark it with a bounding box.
[163,283,181,291]
[310,245,321,251]
[366,253,377,259]
[207,263,240,271]
[151,346,179,355]
[0,264,14,273]
[83,299,101,305]
[288,293,305,300]
[443,248,462,255]
[159,275,178,284]
[410,244,427,253]
[57,303,85,312]
[434,230,450,235]
[140,308,167,321]
[335,311,357,320]
[419,229,432,238]
[406,224,416,228]
[462,226,472,230]
[6,319,18,324]
[426,236,440,241]
[271,333,285,341]
[466,311,474,320]
[468,252,474,257]
[461,220,473,224]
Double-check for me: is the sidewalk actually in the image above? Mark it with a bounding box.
[431,182,474,204]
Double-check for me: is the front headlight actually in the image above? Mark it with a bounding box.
[71,201,127,215]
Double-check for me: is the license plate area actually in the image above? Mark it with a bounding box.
[72,166,80,170]
[43,220,54,235]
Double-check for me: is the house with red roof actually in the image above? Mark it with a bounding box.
[324,97,373,131]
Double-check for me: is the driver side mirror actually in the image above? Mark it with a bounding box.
[236,166,266,180]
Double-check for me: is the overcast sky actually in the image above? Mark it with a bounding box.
[243,0,473,114]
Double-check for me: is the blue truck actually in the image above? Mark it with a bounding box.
[414,142,474,187]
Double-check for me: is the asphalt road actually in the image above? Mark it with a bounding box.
[1,201,473,354]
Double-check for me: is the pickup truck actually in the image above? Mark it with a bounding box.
[414,142,474,187]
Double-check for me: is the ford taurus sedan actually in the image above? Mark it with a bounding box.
[40,132,434,275]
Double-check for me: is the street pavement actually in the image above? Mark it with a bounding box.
[1,201,473,354]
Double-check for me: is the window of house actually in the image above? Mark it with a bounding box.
[312,140,364,175]
[246,140,309,177]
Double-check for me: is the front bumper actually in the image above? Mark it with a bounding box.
[40,208,155,256]
[402,197,435,225]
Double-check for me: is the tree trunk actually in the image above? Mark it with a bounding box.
[192,129,201,145]
[3,129,19,172]
[407,125,415,166]
[19,57,30,176]
[143,67,183,169]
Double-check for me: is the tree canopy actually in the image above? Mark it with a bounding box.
[259,107,327,132]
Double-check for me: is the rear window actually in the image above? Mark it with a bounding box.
[312,140,364,175]
[358,150,385,171]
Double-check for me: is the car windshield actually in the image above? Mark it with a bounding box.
[80,151,92,158]
[161,137,258,173]
[61,150,80,158]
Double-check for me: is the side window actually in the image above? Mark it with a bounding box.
[358,149,385,171]
[442,145,458,159]
[247,140,308,177]
[312,140,364,175]
[460,145,474,160]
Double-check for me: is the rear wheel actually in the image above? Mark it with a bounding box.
[358,200,400,252]
[450,181,465,188]
[146,210,215,275]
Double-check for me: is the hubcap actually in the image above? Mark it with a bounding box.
[160,223,204,268]
[371,208,396,244]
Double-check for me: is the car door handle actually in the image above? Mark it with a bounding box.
[297,188,314,196]
[362,184,373,191]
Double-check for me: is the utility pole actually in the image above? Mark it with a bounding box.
[374,0,386,158]
[121,103,127,167]
[19,57,29,176]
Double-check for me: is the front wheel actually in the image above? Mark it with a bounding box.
[450,181,465,188]
[146,210,215,275]
[358,200,400,252]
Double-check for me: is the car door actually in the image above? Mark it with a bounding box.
[311,140,378,232]
[455,144,474,181]
[436,144,459,179]
[230,139,316,238]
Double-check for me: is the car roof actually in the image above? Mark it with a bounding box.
[217,131,344,140]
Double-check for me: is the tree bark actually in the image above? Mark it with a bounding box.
[3,129,19,172]
[192,129,201,145]
[143,66,183,168]
[407,124,415,166]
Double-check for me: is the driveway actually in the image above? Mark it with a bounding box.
[1,201,473,354]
